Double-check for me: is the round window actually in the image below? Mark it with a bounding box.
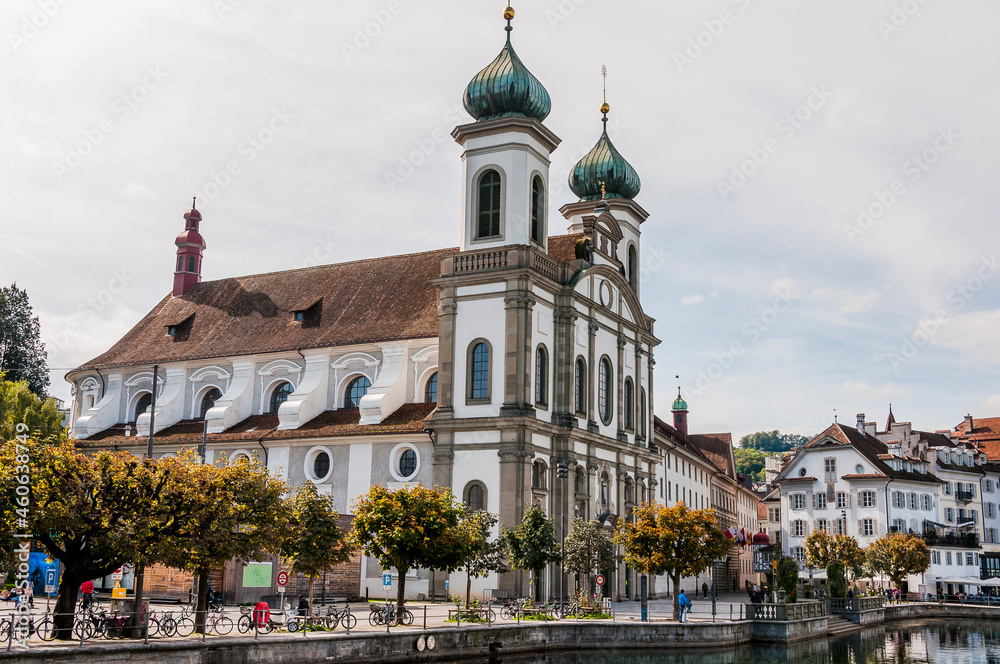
[313,451,331,480]
[856,464,864,474]
[799,468,806,477]
[399,449,417,479]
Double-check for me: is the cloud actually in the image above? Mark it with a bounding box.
[123,181,159,200]
[932,310,1000,364]
[809,288,881,315]
[681,294,704,305]
[840,379,910,404]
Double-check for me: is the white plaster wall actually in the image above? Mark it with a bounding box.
[453,297,505,419]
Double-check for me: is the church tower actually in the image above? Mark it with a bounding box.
[173,199,205,297]
[453,6,560,251]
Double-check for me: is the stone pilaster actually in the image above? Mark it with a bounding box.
[586,319,599,433]
[432,294,458,420]
[500,287,536,417]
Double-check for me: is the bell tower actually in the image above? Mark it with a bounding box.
[453,6,560,252]
[173,198,205,297]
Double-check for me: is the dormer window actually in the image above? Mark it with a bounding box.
[291,299,322,327]
[293,311,304,322]
[167,325,177,337]
[164,314,194,341]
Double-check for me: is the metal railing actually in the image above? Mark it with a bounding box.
[746,601,826,622]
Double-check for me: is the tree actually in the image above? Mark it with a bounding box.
[827,561,847,598]
[739,430,810,453]
[803,531,865,578]
[151,454,289,634]
[615,502,729,619]
[280,483,353,609]
[865,532,930,590]
[351,485,470,611]
[502,504,560,602]
[0,285,49,396]
[1,375,65,450]
[563,518,615,594]
[777,557,799,602]
[458,506,506,607]
[0,440,173,638]
[733,448,766,483]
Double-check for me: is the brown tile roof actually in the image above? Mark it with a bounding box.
[73,249,458,371]
[688,433,734,477]
[652,416,718,468]
[805,424,942,485]
[952,416,1000,459]
[77,403,436,447]
[547,233,585,263]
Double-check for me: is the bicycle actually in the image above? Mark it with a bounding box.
[368,602,413,627]
[206,611,234,635]
[0,612,55,641]
[322,603,357,630]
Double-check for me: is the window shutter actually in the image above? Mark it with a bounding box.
[812,494,816,509]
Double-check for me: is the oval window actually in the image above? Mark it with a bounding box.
[399,449,417,479]
[313,451,331,480]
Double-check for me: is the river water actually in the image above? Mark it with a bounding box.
[486,621,999,664]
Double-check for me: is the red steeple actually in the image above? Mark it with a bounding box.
[173,198,206,297]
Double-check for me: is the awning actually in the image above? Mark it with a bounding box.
[932,576,982,585]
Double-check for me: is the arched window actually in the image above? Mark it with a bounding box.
[625,481,634,505]
[574,357,587,415]
[598,357,613,425]
[269,381,294,414]
[198,387,222,420]
[465,482,486,512]
[468,341,491,401]
[532,460,547,489]
[639,388,647,438]
[344,375,371,408]
[476,170,502,239]
[133,392,152,422]
[628,244,638,291]
[623,378,634,431]
[187,256,196,272]
[176,256,183,271]
[530,176,544,245]
[424,372,438,404]
[534,345,548,406]
[575,468,586,494]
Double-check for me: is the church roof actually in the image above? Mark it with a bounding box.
[73,248,458,372]
[688,433,734,477]
[73,234,589,373]
[78,403,437,447]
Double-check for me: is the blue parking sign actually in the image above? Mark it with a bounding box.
[44,568,58,595]
[383,574,392,587]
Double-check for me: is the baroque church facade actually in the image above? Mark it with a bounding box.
[66,9,720,602]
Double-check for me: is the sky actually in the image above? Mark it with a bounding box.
[2,0,999,444]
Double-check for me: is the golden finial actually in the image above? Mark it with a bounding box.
[600,64,610,119]
[599,180,607,199]
[503,5,515,21]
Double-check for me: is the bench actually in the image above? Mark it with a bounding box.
[448,607,494,622]
[487,589,515,602]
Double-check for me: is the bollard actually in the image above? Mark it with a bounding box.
[346,605,351,635]
[488,601,491,627]
[80,612,86,647]
[456,605,460,629]
[729,605,732,622]
[254,612,259,640]
[143,606,150,645]
[423,604,427,631]
[7,612,14,651]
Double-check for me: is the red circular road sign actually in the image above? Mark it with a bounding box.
[277,571,289,587]
[595,574,606,587]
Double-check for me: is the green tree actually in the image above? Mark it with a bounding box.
[502,504,560,602]
[0,375,65,446]
[827,561,847,598]
[865,532,930,590]
[740,431,810,453]
[458,506,506,607]
[777,557,799,602]
[563,518,615,592]
[803,531,865,577]
[615,502,729,619]
[0,285,49,397]
[280,483,354,609]
[151,454,290,634]
[351,485,470,611]
[0,440,172,638]
[733,448,766,483]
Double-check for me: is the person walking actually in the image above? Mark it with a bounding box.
[80,579,94,612]
[702,582,709,600]
[678,589,693,623]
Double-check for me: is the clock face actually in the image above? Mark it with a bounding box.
[416,636,426,652]
[427,635,436,650]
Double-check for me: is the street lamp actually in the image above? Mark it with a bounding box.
[557,461,569,607]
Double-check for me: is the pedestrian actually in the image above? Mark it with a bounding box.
[702,582,709,600]
[296,594,310,617]
[80,579,95,612]
[678,589,692,623]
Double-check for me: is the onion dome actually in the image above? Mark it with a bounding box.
[671,387,687,412]
[463,7,551,123]
[752,532,771,546]
[569,104,641,201]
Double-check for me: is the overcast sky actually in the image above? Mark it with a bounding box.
[3,0,998,443]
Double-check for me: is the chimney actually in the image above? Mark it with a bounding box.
[857,413,865,432]
[173,198,206,297]
[965,414,974,434]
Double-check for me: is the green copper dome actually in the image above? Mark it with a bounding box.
[672,387,687,412]
[463,25,551,123]
[569,110,641,201]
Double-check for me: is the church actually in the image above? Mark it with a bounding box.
[66,7,745,603]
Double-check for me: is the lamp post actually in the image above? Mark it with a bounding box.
[557,462,569,607]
